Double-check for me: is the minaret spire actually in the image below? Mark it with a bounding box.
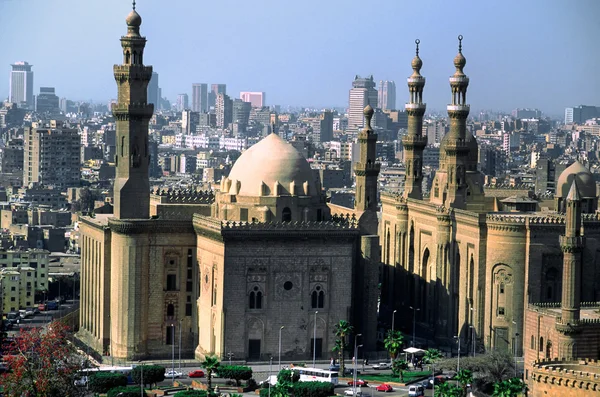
[402,39,427,200]
[112,5,154,219]
[354,105,380,212]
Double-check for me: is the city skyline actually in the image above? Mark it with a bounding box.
[1,0,599,116]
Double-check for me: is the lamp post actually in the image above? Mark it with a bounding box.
[278,326,284,371]
[353,334,362,395]
[138,360,143,397]
[313,311,318,368]
[391,309,397,364]
[514,333,520,377]
[409,306,420,347]
[454,334,460,373]
[179,319,183,372]
[470,325,476,357]
[171,324,175,384]
[269,356,273,397]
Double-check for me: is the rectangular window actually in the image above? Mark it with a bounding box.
[166,274,177,291]
[186,281,193,292]
[498,307,505,316]
[187,269,192,280]
[10,297,15,301]
[240,208,248,222]
[186,303,192,316]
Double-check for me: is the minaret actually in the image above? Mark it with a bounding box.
[112,1,154,219]
[560,180,584,324]
[354,105,380,212]
[402,39,427,200]
[442,35,470,209]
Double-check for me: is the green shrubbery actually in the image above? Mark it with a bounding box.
[173,390,209,397]
[107,386,147,397]
[216,365,253,386]
[88,372,128,393]
[131,365,166,387]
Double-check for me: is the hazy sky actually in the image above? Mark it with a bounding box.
[1,0,598,116]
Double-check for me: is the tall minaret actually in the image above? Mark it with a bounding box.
[442,35,470,209]
[560,180,584,324]
[354,105,380,212]
[402,39,427,200]
[112,1,154,219]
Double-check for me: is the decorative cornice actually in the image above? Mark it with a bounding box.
[108,218,194,235]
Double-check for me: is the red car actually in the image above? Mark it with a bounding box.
[347,379,368,386]
[376,383,393,392]
[188,370,205,378]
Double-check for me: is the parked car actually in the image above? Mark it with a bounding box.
[25,308,35,317]
[343,390,363,396]
[164,370,183,378]
[188,370,205,378]
[408,385,425,396]
[329,364,340,372]
[38,303,46,312]
[347,379,368,387]
[376,383,394,392]
[371,362,391,370]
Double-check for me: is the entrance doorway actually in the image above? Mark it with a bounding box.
[311,338,323,359]
[248,339,261,360]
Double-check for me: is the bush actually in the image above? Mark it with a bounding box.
[246,378,258,390]
[291,381,334,397]
[173,391,208,397]
[217,365,253,386]
[107,386,147,397]
[131,365,166,387]
[277,369,300,385]
[88,372,128,393]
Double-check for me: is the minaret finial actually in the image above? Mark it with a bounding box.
[458,35,463,53]
[415,39,420,56]
[132,0,136,10]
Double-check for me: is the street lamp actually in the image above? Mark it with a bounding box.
[313,311,318,368]
[179,319,183,372]
[171,324,175,384]
[353,334,362,394]
[391,309,397,364]
[409,306,420,347]
[454,334,460,373]
[470,325,476,357]
[138,360,143,397]
[269,356,273,397]
[278,326,284,371]
[514,333,520,377]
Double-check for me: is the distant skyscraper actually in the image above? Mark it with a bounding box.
[176,93,189,112]
[9,62,34,109]
[232,99,251,127]
[192,83,208,112]
[564,105,600,124]
[36,87,60,115]
[147,72,159,110]
[348,75,377,131]
[208,84,226,110]
[240,91,265,107]
[378,81,396,111]
[216,93,233,128]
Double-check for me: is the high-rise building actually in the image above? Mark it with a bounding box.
[147,72,159,110]
[512,108,541,119]
[316,110,334,143]
[378,80,396,111]
[35,87,59,115]
[192,83,208,113]
[23,120,81,188]
[182,110,200,134]
[176,94,189,112]
[240,91,265,107]
[232,99,251,127]
[564,105,600,124]
[216,93,232,128]
[9,62,34,109]
[208,84,226,110]
[348,75,377,131]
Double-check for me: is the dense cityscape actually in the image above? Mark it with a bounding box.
[1,1,599,397]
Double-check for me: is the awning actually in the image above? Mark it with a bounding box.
[403,347,425,354]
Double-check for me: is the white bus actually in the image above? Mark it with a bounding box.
[296,367,339,385]
[75,366,134,386]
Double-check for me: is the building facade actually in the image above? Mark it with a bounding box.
[36,87,60,115]
[192,83,208,113]
[348,75,377,131]
[0,249,50,313]
[378,80,396,111]
[9,62,34,109]
[240,91,265,108]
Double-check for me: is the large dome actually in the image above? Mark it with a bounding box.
[226,133,316,197]
[556,161,597,198]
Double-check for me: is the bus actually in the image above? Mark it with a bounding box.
[295,367,339,385]
[75,366,135,386]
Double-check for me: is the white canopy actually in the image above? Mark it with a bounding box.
[403,347,425,354]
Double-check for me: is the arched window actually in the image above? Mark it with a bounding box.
[318,291,324,308]
[539,337,544,352]
[249,291,256,309]
[249,286,262,309]
[167,304,174,319]
[311,286,325,309]
[311,291,318,308]
[125,51,130,64]
[282,207,292,222]
[531,335,535,350]
[256,291,263,309]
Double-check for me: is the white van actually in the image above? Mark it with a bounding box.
[408,385,425,397]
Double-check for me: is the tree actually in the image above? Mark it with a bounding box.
[423,348,444,371]
[435,382,462,397]
[332,339,343,367]
[88,372,128,393]
[131,365,166,388]
[201,355,220,391]
[456,369,473,396]
[277,368,300,387]
[391,359,409,381]
[217,365,252,386]
[333,320,354,374]
[1,321,85,397]
[492,377,526,397]
[384,330,404,360]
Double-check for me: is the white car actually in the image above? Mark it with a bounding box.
[165,370,183,378]
[344,390,363,396]
[372,362,391,370]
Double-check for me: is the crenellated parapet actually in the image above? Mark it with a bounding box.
[151,187,214,204]
[531,359,600,392]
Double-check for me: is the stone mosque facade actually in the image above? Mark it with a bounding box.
[379,38,600,367]
[77,6,380,361]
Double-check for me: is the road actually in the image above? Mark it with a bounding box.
[5,299,79,335]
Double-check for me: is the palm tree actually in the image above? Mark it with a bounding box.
[492,377,526,397]
[332,339,343,368]
[201,355,220,391]
[423,348,444,371]
[383,330,404,361]
[456,369,473,396]
[435,382,462,397]
[333,320,354,374]
[392,359,409,382]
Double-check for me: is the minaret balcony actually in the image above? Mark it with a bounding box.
[447,104,470,112]
[449,76,470,83]
[559,235,585,250]
[407,76,425,83]
[405,103,426,110]
[402,135,427,147]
